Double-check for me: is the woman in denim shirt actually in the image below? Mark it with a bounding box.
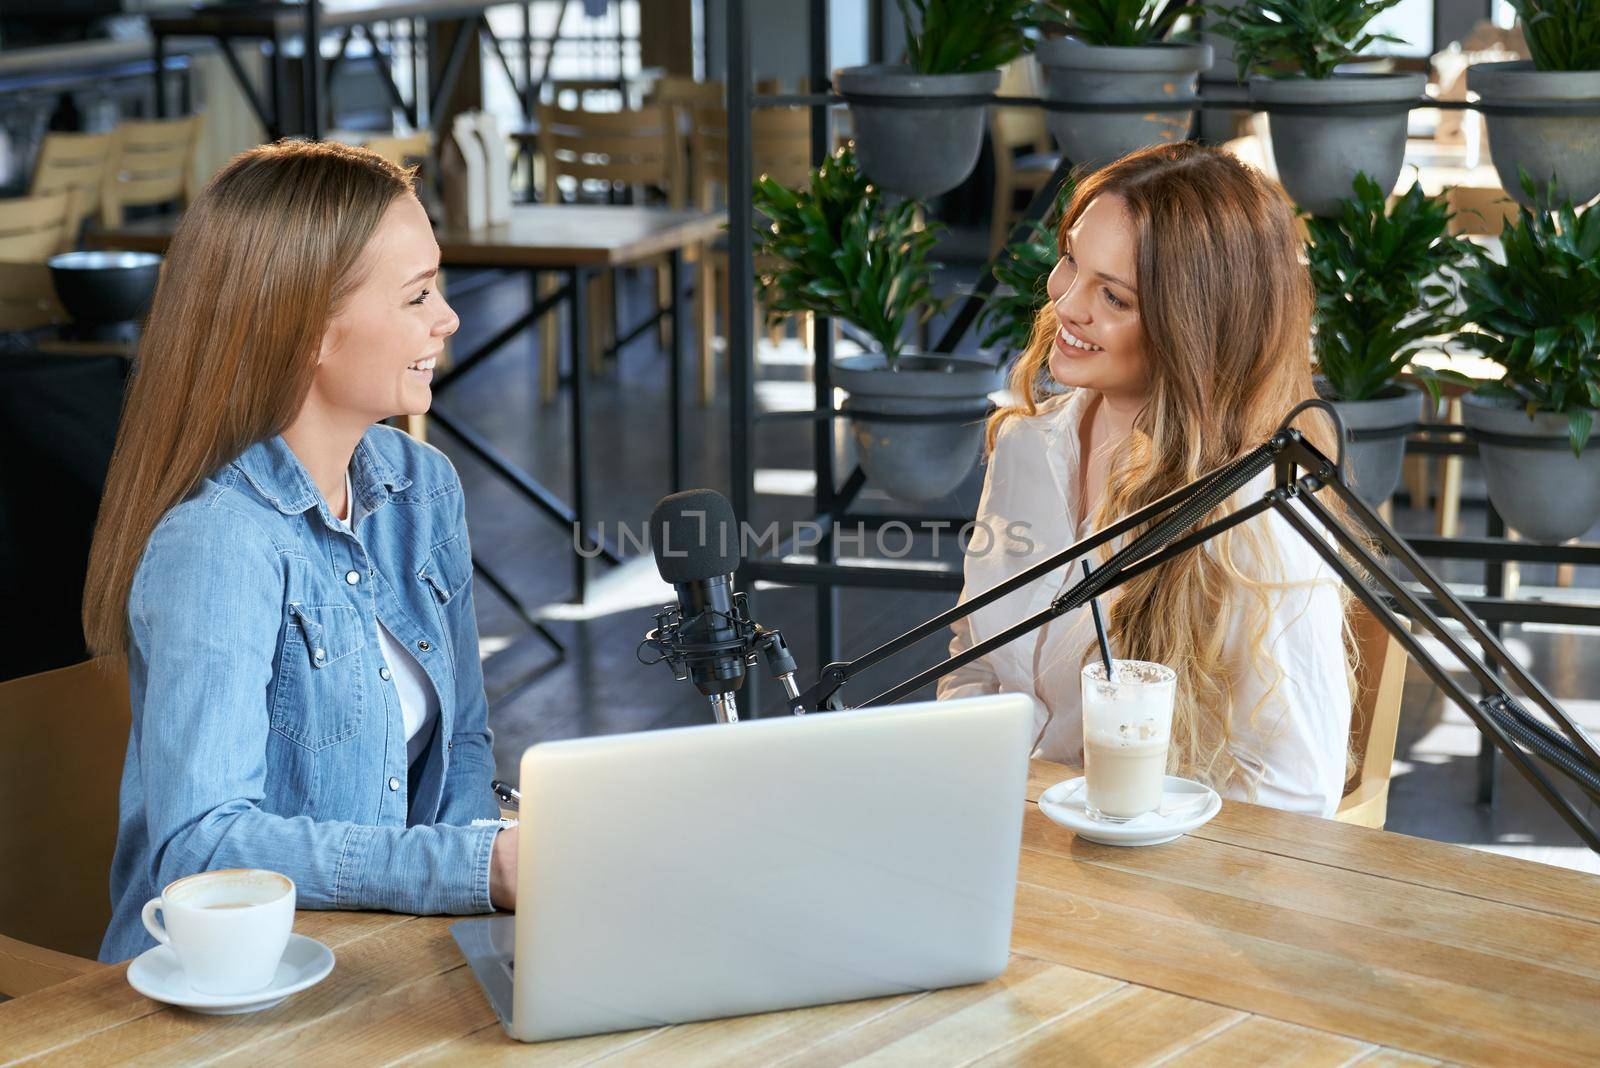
[83,141,519,961]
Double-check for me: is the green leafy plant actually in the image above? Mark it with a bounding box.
[1306,172,1476,402]
[1204,0,1406,79]
[1453,176,1600,455]
[1034,0,1198,47]
[897,0,1039,74]
[1505,0,1600,71]
[752,144,946,365]
[979,179,1076,353]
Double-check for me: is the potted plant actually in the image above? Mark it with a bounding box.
[1032,1,1213,168]
[1453,182,1600,542]
[1468,0,1600,208]
[834,0,1034,199]
[1304,173,1475,507]
[753,145,1006,503]
[1206,0,1424,216]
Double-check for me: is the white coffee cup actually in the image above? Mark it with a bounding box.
[141,869,295,994]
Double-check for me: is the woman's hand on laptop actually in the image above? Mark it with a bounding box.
[491,827,518,911]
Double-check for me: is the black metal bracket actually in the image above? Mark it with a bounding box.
[781,423,1600,851]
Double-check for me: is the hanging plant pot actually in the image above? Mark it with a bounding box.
[833,65,1001,199]
[831,352,1005,503]
[1034,39,1212,169]
[1249,72,1426,217]
[1316,379,1420,510]
[1460,393,1600,543]
[1466,61,1600,209]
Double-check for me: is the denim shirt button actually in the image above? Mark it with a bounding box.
[388,776,401,791]
[313,648,326,662]
[417,640,431,651]
[345,570,361,585]
[379,666,392,681]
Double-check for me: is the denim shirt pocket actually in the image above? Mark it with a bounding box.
[271,601,367,750]
[418,535,472,606]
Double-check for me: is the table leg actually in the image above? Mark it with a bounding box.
[271,30,291,139]
[153,34,167,117]
[1479,505,1506,806]
[669,248,685,493]
[569,266,590,604]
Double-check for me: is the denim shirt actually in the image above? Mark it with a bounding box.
[100,425,502,962]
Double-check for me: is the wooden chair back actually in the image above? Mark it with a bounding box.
[991,56,1049,155]
[28,130,117,247]
[645,74,724,113]
[1336,603,1408,828]
[688,105,812,210]
[0,657,132,989]
[1448,185,1519,236]
[0,192,72,262]
[538,103,682,207]
[0,193,74,330]
[100,115,204,227]
[360,129,433,169]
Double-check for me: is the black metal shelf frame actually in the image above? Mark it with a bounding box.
[724,0,1600,797]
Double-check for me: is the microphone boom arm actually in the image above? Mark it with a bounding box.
[788,423,1600,854]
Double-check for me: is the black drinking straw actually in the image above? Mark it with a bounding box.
[1081,559,1118,682]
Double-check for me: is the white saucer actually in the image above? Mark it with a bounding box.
[127,933,335,1015]
[1038,775,1221,847]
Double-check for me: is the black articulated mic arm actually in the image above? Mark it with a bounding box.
[790,402,1600,853]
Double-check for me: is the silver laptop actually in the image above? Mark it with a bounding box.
[452,693,1034,1043]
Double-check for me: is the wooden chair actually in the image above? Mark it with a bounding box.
[0,192,74,331]
[1335,604,1408,828]
[645,76,725,201]
[28,130,117,251]
[1447,184,1519,237]
[988,56,1059,258]
[0,657,131,995]
[358,129,433,170]
[535,102,682,401]
[100,115,205,228]
[688,104,813,405]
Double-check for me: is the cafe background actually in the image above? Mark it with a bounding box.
[1,0,1597,971]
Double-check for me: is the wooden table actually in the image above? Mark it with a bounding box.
[89,205,727,606]
[5,759,1597,1065]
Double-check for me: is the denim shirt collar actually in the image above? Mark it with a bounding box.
[233,429,412,521]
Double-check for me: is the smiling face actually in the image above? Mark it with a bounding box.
[1044,193,1150,403]
[309,193,458,427]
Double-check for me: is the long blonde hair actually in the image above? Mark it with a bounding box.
[988,142,1349,796]
[83,140,415,657]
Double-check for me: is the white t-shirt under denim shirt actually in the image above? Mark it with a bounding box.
[333,469,440,766]
[936,388,1352,817]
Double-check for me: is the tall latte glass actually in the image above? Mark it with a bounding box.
[1080,660,1177,822]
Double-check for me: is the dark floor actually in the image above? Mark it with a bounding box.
[433,239,1600,876]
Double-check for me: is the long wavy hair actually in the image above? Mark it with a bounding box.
[988,141,1351,797]
[83,140,415,658]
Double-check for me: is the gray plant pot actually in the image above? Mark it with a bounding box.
[1460,393,1600,543]
[1249,72,1426,216]
[1035,39,1213,168]
[1466,60,1600,209]
[1316,380,1420,509]
[834,65,1001,199]
[831,352,1006,503]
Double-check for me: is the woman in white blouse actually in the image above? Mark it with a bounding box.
[938,141,1354,817]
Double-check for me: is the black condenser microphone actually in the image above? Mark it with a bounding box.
[647,489,749,723]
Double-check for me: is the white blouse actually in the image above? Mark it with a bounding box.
[936,389,1353,817]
